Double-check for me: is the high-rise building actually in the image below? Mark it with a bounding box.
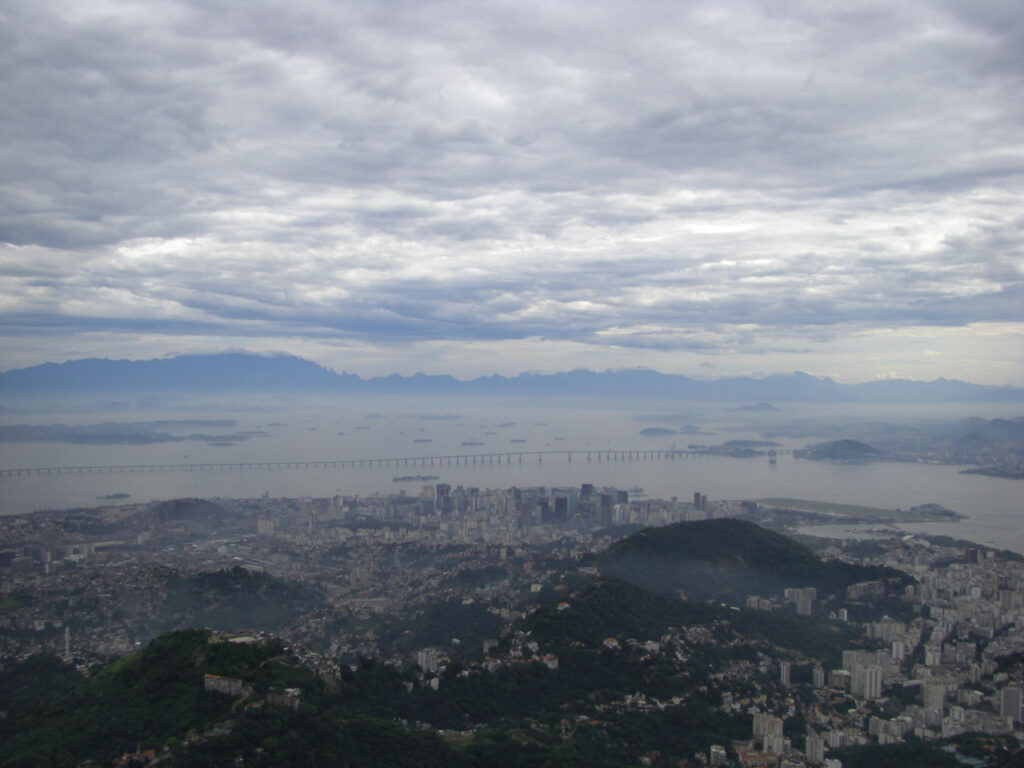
[850,664,866,697]
[416,648,440,674]
[788,586,816,616]
[551,495,568,525]
[805,734,825,765]
[780,661,791,687]
[753,713,784,740]
[1000,686,1022,724]
[763,733,785,755]
[828,669,850,689]
[865,665,883,700]
[892,639,905,662]
[599,493,614,525]
[813,665,825,688]
[567,489,578,517]
[536,498,551,524]
[435,483,452,515]
[924,682,946,713]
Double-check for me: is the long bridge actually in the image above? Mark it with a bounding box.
[0,448,792,478]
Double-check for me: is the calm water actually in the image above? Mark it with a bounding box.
[2,402,1021,552]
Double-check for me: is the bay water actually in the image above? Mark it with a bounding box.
[1,400,1020,552]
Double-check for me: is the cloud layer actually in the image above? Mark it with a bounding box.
[2,0,1022,382]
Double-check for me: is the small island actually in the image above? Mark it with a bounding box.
[795,439,880,461]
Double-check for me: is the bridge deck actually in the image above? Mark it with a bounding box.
[0,448,791,477]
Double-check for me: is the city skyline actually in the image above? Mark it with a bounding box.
[2,1,1023,384]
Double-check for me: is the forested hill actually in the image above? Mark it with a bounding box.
[594,518,903,602]
[159,566,325,633]
[0,592,980,768]
[0,630,454,768]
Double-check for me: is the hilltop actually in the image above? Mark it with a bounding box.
[594,518,900,603]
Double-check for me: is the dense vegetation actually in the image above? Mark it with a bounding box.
[372,598,506,659]
[157,566,324,632]
[1,601,1017,767]
[595,518,902,603]
[1,630,236,767]
[525,576,862,668]
[0,629,751,768]
[829,740,963,767]
[525,578,717,648]
[3,520,1014,767]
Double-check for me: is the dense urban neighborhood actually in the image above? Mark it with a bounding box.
[1,485,1023,767]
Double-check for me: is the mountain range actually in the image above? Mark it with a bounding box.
[1,352,1021,402]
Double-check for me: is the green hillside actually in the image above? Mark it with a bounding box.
[525,576,860,666]
[525,578,718,649]
[157,566,324,633]
[0,587,927,768]
[0,626,748,767]
[0,630,264,766]
[595,518,900,603]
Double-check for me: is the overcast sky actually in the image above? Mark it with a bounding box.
[1,0,1022,383]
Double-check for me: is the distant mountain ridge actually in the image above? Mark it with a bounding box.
[1,352,1021,402]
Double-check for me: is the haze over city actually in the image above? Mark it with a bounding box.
[2,0,1023,383]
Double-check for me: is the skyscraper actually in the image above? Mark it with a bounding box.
[813,665,825,688]
[805,734,825,765]
[1001,686,1022,724]
[865,665,882,700]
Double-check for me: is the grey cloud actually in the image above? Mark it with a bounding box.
[1,0,1022,375]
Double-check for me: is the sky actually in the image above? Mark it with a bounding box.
[1,0,1022,384]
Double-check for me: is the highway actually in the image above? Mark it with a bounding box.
[0,448,790,477]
